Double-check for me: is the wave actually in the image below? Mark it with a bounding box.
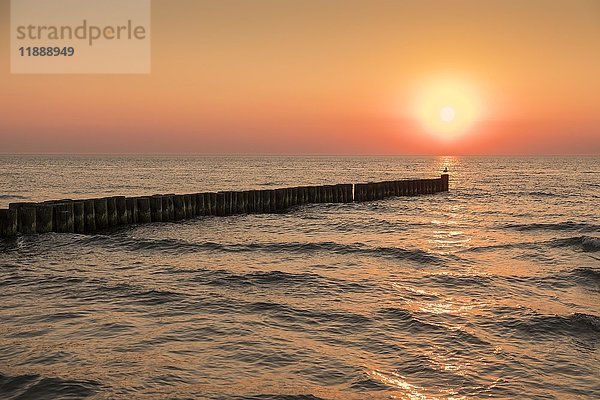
[77,235,446,265]
[232,396,325,400]
[498,312,600,339]
[544,236,600,252]
[582,236,600,251]
[425,273,492,287]
[570,267,600,282]
[0,373,100,399]
[377,307,489,346]
[502,266,600,292]
[463,235,600,253]
[203,270,372,293]
[501,222,600,233]
[245,301,372,327]
[0,194,27,200]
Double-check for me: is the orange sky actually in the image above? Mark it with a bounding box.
[1,0,599,154]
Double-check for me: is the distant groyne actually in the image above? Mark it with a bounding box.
[0,175,449,237]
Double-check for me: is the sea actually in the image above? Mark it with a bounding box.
[0,155,598,399]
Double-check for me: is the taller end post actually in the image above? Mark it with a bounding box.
[441,174,449,192]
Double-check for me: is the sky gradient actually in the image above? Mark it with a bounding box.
[1,0,599,154]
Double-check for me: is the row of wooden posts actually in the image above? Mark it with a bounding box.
[0,175,449,237]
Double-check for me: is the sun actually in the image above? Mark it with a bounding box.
[413,77,482,138]
[439,106,455,123]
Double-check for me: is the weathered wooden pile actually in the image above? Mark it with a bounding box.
[0,175,449,237]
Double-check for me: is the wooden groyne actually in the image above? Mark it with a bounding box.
[0,175,449,237]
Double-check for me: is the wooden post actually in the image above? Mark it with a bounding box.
[315,186,322,203]
[253,190,262,213]
[20,204,37,234]
[36,203,54,233]
[343,184,353,203]
[73,201,85,233]
[442,174,449,191]
[9,203,36,234]
[372,183,379,200]
[317,185,324,203]
[240,191,248,214]
[173,195,186,220]
[269,190,277,212]
[338,185,345,203]
[254,190,262,213]
[299,187,307,205]
[274,189,283,212]
[166,195,175,221]
[201,193,211,216]
[362,182,373,201]
[202,193,211,216]
[251,190,257,213]
[94,198,109,229]
[261,190,270,213]
[54,203,74,233]
[244,191,252,213]
[83,200,96,232]
[126,198,138,224]
[191,195,197,217]
[304,186,313,203]
[283,188,291,209]
[209,193,217,215]
[137,197,152,223]
[236,191,245,214]
[329,186,336,203]
[115,196,127,225]
[321,186,328,203]
[329,185,338,203]
[228,192,235,215]
[354,184,362,202]
[295,187,303,205]
[184,194,193,219]
[150,195,163,222]
[0,209,17,237]
[106,197,118,227]
[326,185,334,202]
[195,193,205,216]
[225,192,233,215]
[162,195,173,221]
[216,192,225,216]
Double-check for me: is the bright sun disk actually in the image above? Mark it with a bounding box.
[440,106,455,123]
[413,77,483,138]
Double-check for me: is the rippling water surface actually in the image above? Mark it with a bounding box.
[0,156,599,399]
